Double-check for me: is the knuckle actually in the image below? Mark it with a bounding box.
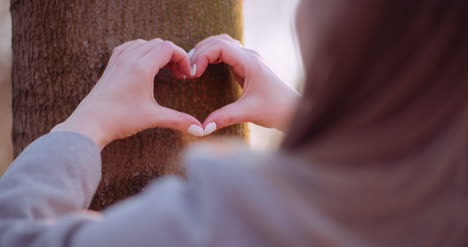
[249,57,264,72]
[161,40,175,49]
[219,33,232,40]
[220,110,233,127]
[152,38,164,44]
[213,37,229,46]
[218,34,242,46]
[113,46,123,54]
[129,39,146,47]
[244,49,263,68]
[245,48,261,58]
[172,113,191,128]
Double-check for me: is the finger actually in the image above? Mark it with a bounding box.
[140,41,192,76]
[167,63,187,80]
[129,38,164,59]
[190,39,247,79]
[107,39,148,74]
[151,106,204,136]
[216,34,243,46]
[194,34,242,51]
[125,39,189,79]
[202,99,253,134]
[172,50,192,78]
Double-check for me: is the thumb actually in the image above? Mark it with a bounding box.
[202,99,252,135]
[152,106,204,136]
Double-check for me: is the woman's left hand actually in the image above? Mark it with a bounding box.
[51,38,204,149]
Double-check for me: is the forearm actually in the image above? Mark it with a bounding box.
[0,171,216,247]
[51,117,108,150]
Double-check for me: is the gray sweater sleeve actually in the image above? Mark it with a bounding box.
[0,132,341,247]
[0,132,102,219]
[0,132,223,247]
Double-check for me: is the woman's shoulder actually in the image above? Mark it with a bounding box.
[183,139,264,172]
[181,139,278,193]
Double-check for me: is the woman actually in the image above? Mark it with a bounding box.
[2,0,468,246]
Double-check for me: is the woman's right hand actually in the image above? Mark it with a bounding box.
[189,34,301,134]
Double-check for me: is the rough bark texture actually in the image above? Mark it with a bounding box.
[11,0,247,210]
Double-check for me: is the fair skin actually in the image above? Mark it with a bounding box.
[52,35,300,149]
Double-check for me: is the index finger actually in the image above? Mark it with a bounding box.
[194,34,243,50]
[190,38,250,79]
[139,41,192,77]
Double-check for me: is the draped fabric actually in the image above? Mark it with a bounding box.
[280,1,468,245]
[284,0,468,163]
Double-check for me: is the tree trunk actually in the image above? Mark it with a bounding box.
[0,0,12,176]
[10,0,247,210]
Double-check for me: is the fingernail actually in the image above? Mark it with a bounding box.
[204,122,217,135]
[191,64,197,77]
[188,124,204,136]
[188,48,196,60]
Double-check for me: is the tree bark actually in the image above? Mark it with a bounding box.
[10,0,247,210]
[0,1,12,176]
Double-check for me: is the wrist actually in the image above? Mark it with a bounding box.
[271,90,301,132]
[51,118,109,150]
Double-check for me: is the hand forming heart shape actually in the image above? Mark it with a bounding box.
[183,34,299,136]
[52,35,299,149]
